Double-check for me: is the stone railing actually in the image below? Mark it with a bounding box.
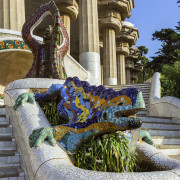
[149,72,180,120]
[4,78,180,179]
[64,54,88,81]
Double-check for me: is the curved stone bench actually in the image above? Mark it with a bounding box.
[4,78,180,179]
[149,72,180,120]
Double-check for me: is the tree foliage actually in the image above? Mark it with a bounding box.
[148,26,180,72]
[137,46,154,83]
[161,61,180,98]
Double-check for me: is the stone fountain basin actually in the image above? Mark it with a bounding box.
[4,78,180,179]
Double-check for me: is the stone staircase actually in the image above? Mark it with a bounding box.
[105,83,151,116]
[106,83,180,161]
[0,102,25,179]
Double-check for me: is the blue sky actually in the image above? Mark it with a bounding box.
[128,0,180,60]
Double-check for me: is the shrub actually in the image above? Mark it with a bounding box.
[72,132,141,172]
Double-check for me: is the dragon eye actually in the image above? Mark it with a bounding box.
[103,112,107,120]
[118,102,123,106]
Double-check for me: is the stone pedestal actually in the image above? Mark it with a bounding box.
[0,0,25,31]
[79,0,101,85]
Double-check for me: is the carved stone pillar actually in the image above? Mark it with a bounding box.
[116,41,129,85]
[98,1,134,85]
[57,0,79,52]
[126,47,141,84]
[98,5,121,85]
[126,69,131,84]
[103,28,118,85]
[116,22,139,85]
[125,58,134,84]
[0,0,25,31]
[79,0,101,85]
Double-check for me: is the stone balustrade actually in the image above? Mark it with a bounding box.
[149,72,180,120]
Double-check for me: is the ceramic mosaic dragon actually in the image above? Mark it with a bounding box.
[22,1,68,79]
[13,77,155,152]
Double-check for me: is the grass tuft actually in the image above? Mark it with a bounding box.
[72,132,141,172]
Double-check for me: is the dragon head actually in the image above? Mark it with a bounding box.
[99,89,145,132]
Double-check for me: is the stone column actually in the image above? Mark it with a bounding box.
[116,41,129,85]
[103,28,118,85]
[79,0,101,85]
[98,4,121,85]
[126,69,131,84]
[0,0,25,31]
[126,47,142,84]
[116,22,139,85]
[57,1,79,52]
[98,0,135,85]
[125,57,134,84]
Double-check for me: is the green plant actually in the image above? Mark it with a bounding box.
[160,61,180,98]
[39,98,69,126]
[72,132,141,172]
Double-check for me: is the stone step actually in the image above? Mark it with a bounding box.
[0,121,9,127]
[0,107,6,115]
[105,83,151,87]
[152,136,180,145]
[146,129,180,137]
[140,116,180,124]
[156,144,180,156]
[137,110,148,116]
[105,86,151,92]
[0,126,13,136]
[0,151,20,167]
[0,166,24,179]
[0,136,16,151]
[169,155,180,161]
[142,122,180,130]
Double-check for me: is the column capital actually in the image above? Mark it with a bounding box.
[116,41,129,56]
[134,63,143,72]
[56,0,79,21]
[98,0,134,20]
[130,63,143,82]
[98,2,123,33]
[125,58,134,69]
[127,47,141,62]
[116,22,139,47]
[99,8,121,33]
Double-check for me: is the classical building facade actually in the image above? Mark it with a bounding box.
[0,0,142,91]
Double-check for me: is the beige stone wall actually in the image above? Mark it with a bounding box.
[0,0,25,31]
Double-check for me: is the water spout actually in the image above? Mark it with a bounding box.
[129,127,141,152]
